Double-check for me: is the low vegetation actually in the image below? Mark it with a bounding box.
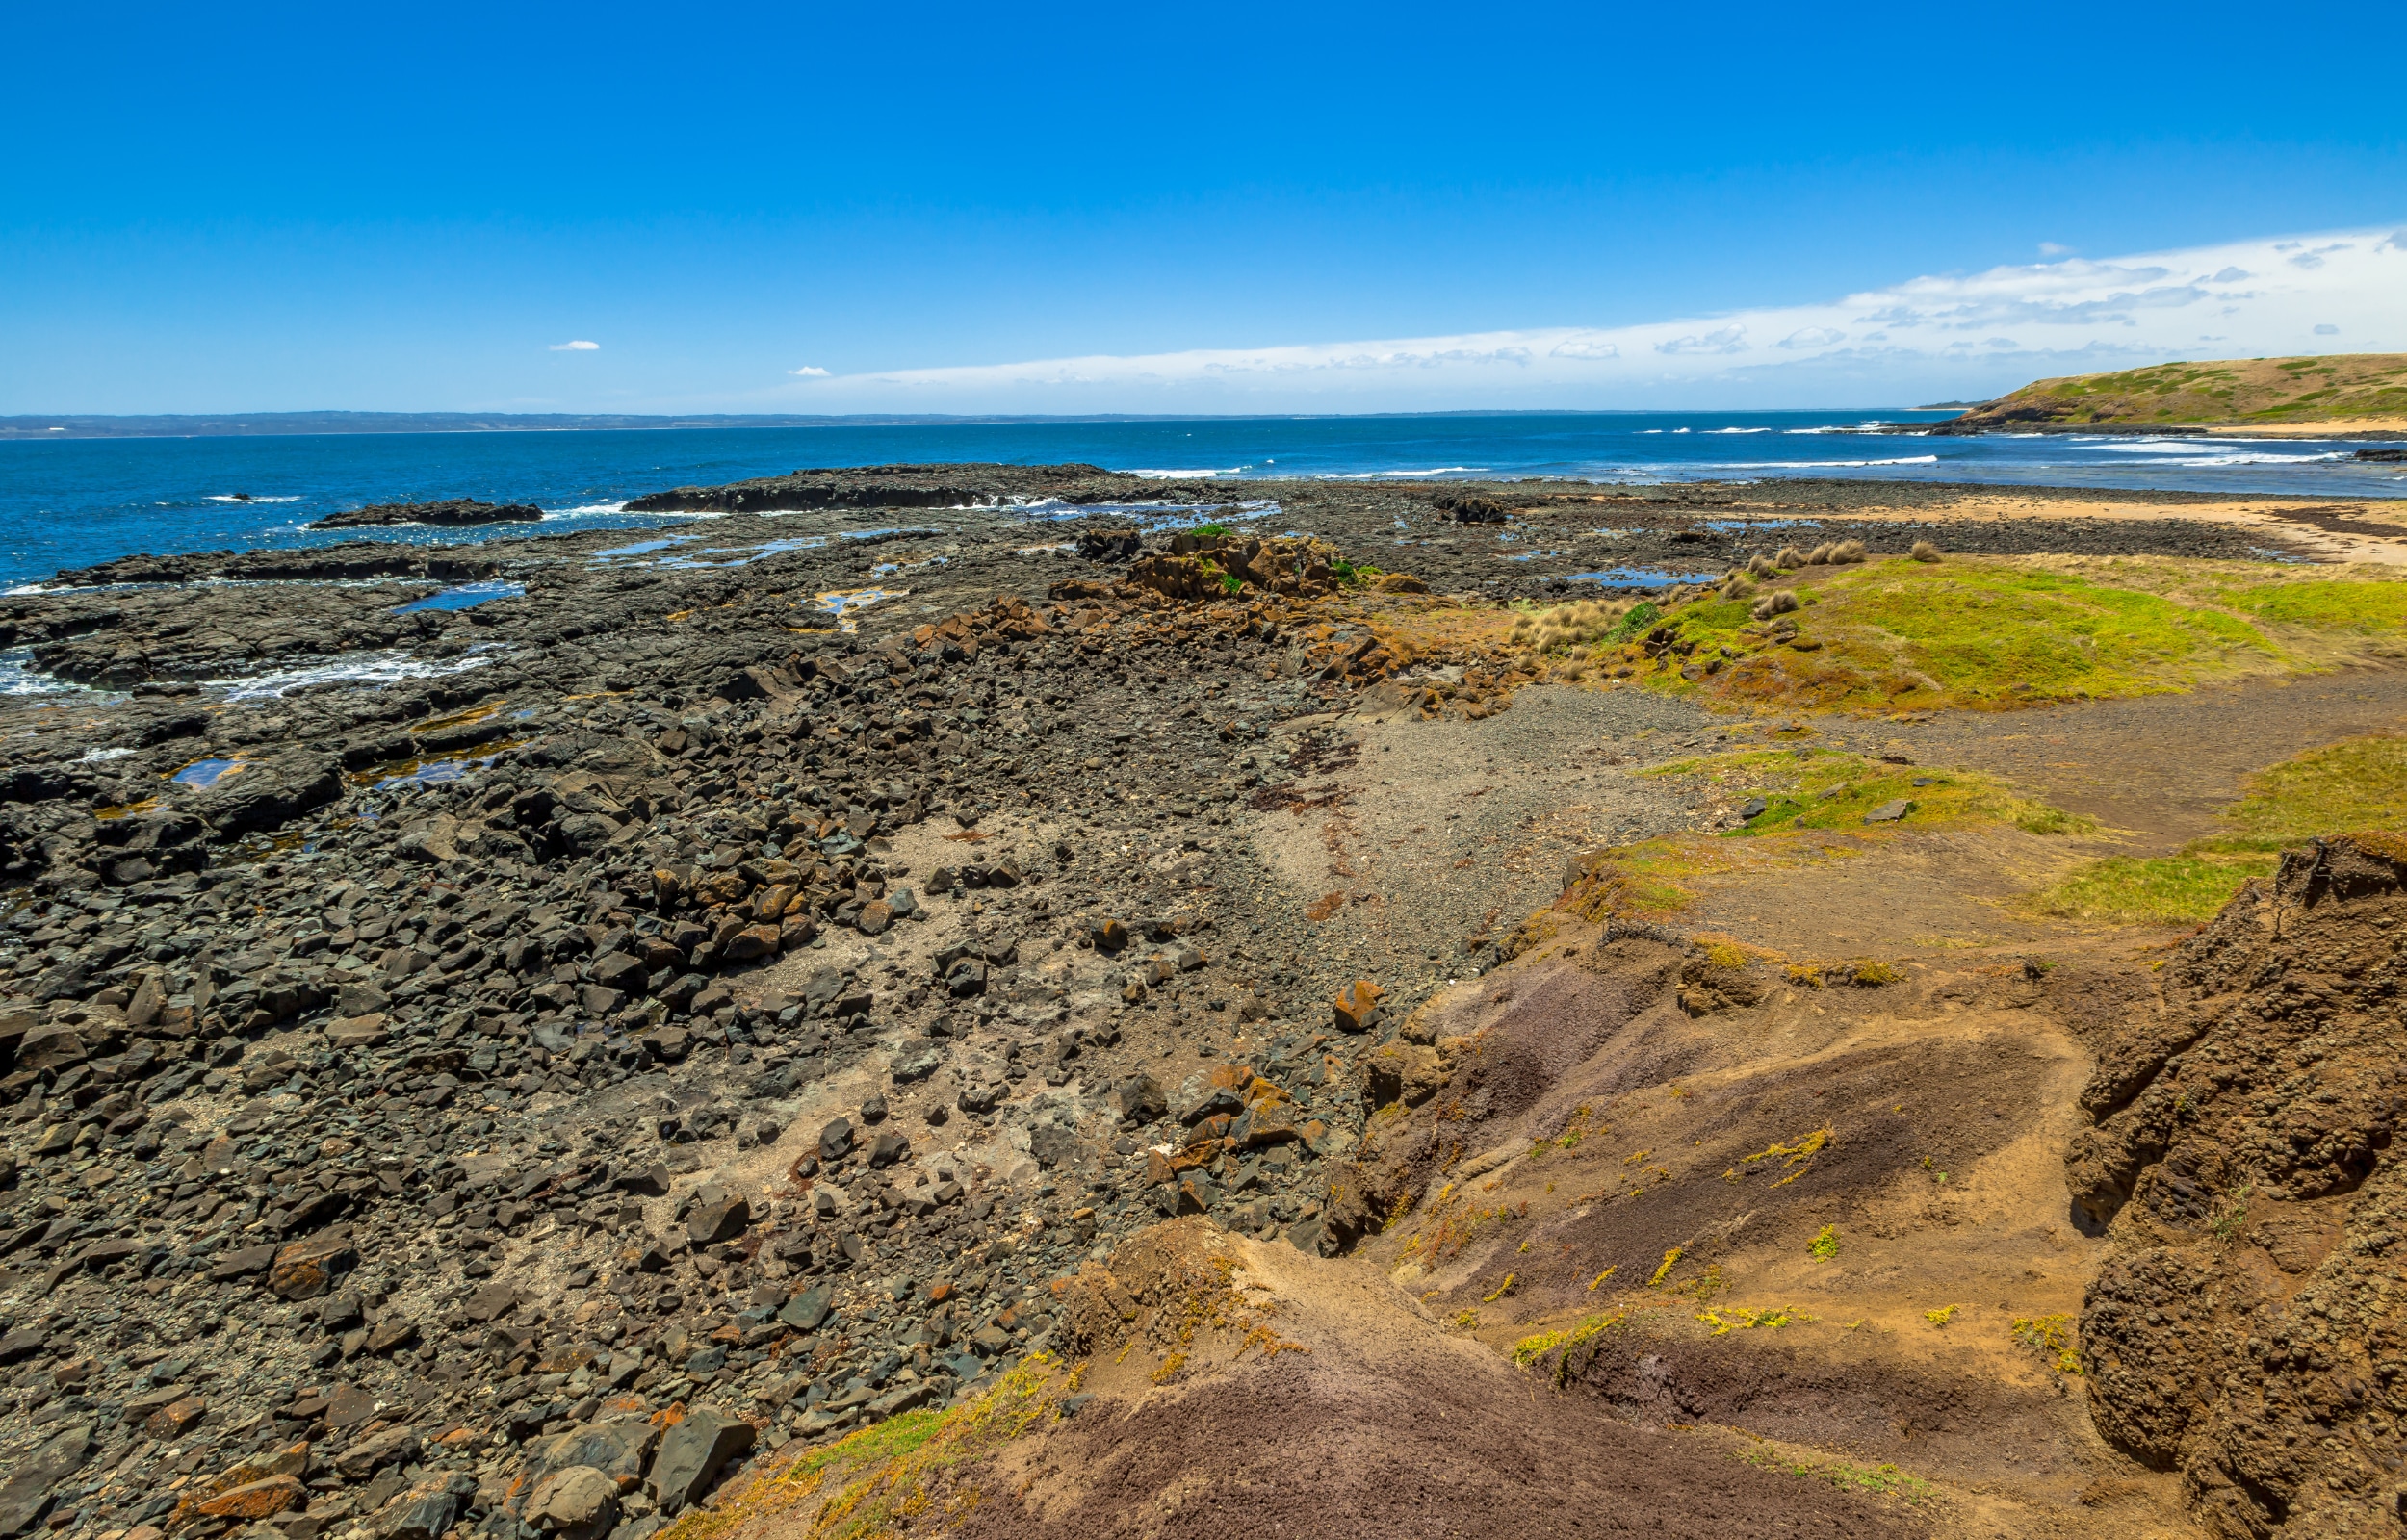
[1491,557,2407,718]
[1941,352,2407,428]
[660,1361,1063,1540]
[2031,733,2407,925]
[1558,749,2091,919]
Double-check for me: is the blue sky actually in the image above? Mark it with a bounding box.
[5,0,2403,414]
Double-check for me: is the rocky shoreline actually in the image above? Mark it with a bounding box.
[310,503,545,533]
[0,465,2354,1540]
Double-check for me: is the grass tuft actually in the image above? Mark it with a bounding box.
[658,1358,1061,1540]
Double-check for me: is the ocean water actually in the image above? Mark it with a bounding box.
[3,410,2400,586]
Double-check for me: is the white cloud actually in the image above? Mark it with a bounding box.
[775,224,2407,413]
[2038,242,2073,256]
[1549,337,1619,360]
[549,340,600,351]
[2315,323,2341,335]
[1656,324,1748,355]
[789,366,830,377]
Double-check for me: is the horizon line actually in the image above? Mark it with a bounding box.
[0,404,1969,443]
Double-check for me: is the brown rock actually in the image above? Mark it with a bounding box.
[686,1188,751,1247]
[197,1476,304,1520]
[142,1395,207,1439]
[271,1230,356,1300]
[1333,978,1385,1034]
[324,1384,381,1429]
[324,1014,390,1050]
[365,1317,420,1355]
[721,925,781,962]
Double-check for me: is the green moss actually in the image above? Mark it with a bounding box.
[2031,733,2407,925]
[2212,733,2407,850]
[1644,561,2292,714]
[2219,578,2407,636]
[1647,748,2090,838]
[1605,601,1660,643]
[2029,855,2271,926]
[1740,1447,1935,1504]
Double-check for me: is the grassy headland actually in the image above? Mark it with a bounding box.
[1934,353,2407,433]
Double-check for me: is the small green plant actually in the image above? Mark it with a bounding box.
[1697,1305,1803,1334]
[1808,1224,1839,1262]
[1648,1247,1684,1287]
[1924,1304,1961,1328]
[2009,1314,2082,1374]
[1483,1272,1518,1303]
[1740,1446,1934,1504]
[1217,573,1243,595]
[1453,1309,1479,1329]
[1192,521,1230,538]
[1511,1309,1629,1383]
[1606,601,1662,643]
[2213,1181,2254,1242]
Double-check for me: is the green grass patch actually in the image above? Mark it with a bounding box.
[2028,855,2272,926]
[2213,733,2407,850]
[1648,749,2092,838]
[2029,733,2407,926]
[1561,751,2087,920]
[660,1360,1063,1540]
[1640,561,2294,715]
[1739,1446,1934,1504]
[2218,577,2407,636]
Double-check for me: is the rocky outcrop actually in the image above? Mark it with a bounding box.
[310,499,544,529]
[623,462,1139,515]
[2068,834,2407,1537]
[51,544,502,586]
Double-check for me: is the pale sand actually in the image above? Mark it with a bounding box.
[2199,416,2407,437]
[1841,490,2407,568]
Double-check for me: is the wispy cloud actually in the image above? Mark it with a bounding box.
[788,365,829,377]
[775,227,2407,412]
[549,340,600,352]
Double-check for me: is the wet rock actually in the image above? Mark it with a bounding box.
[311,499,544,530]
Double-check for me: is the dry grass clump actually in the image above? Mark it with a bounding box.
[1801,540,1870,566]
[1910,539,1943,562]
[1509,596,1639,652]
[1773,545,1805,568]
[1720,574,1756,600]
[1750,589,1799,621]
[1746,554,1779,578]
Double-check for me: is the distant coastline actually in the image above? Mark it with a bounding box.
[0,407,1951,441]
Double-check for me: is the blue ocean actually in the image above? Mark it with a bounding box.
[4,410,2401,587]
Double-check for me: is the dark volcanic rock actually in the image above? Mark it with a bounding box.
[311,498,545,530]
[624,462,1126,514]
[2070,836,2407,1535]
